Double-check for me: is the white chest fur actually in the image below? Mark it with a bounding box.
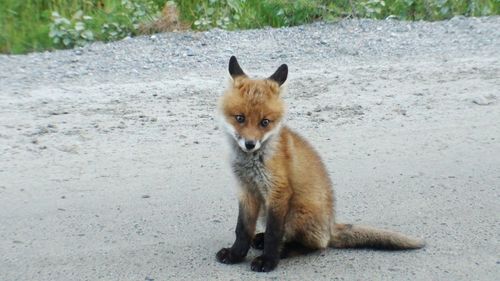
[231,143,274,197]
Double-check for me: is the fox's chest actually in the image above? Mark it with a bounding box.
[232,153,273,197]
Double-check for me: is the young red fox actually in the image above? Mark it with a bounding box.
[216,56,425,272]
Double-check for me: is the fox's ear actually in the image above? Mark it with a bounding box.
[228,56,245,79]
[268,64,288,86]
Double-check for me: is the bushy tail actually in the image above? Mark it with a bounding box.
[330,223,425,250]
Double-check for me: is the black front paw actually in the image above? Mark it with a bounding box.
[216,248,245,264]
[250,255,279,272]
[251,233,265,250]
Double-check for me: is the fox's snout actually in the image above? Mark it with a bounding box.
[244,140,256,150]
[236,137,261,153]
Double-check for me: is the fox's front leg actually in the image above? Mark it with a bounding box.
[251,188,291,272]
[216,192,260,264]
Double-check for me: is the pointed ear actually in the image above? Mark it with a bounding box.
[228,56,245,79]
[268,64,288,86]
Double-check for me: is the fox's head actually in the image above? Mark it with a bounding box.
[219,56,288,153]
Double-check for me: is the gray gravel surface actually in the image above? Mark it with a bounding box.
[1,16,499,280]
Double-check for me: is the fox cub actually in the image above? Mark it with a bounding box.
[216,56,424,272]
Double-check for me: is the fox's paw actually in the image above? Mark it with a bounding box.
[216,248,245,264]
[250,255,279,272]
[251,233,265,250]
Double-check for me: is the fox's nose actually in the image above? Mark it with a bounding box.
[245,140,256,150]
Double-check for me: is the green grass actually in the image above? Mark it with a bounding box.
[176,0,500,30]
[1,0,499,54]
[0,0,162,54]
[175,0,325,29]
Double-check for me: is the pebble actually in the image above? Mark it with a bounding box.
[471,96,495,105]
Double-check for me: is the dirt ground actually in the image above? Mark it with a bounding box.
[1,17,499,280]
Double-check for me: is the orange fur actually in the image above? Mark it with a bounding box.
[221,77,284,142]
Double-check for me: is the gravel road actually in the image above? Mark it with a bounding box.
[1,16,499,280]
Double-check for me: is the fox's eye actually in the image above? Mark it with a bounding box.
[235,115,245,123]
[260,119,270,128]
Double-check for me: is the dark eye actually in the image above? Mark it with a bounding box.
[235,115,245,123]
[260,119,270,128]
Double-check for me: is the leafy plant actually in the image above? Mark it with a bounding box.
[49,11,94,48]
[121,0,160,30]
[101,22,129,41]
[191,0,241,30]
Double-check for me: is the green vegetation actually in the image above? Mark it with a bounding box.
[0,0,162,53]
[178,0,499,30]
[1,0,499,54]
[177,0,325,30]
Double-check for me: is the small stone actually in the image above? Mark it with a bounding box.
[185,48,195,56]
[388,268,398,272]
[472,96,494,105]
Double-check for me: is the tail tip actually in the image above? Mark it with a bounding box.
[410,238,426,249]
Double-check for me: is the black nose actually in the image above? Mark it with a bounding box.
[245,140,256,150]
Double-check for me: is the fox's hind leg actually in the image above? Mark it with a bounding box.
[281,205,331,258]
[251,232,265,250]
[280,241,317,258]
[253,232,319,258]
